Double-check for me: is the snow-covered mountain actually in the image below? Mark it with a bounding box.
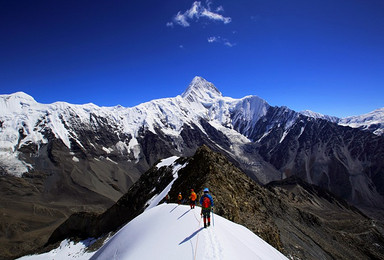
[1,77,383,204]
[339,107,384,136]
[300,108,384,136]
[0,77,266,177]
[1,76,384,259]
[1,76,384,204]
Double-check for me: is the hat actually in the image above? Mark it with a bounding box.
[203,188,209,193]
[191,189,194,192]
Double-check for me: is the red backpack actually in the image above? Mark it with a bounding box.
[202,196,211,208]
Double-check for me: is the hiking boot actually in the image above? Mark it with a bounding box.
[208,222,210,227]
[204,223,207,228]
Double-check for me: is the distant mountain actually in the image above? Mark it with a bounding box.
[300,110,339,123]
[45,146,384,260]
[1,77,384,259]
[300,108,384,136]
[339,108,384,136]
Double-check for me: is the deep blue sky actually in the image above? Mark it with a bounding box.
[1,0,383,117]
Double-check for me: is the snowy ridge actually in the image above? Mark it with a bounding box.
[300,110,339,123]
[300,108,384,135]
[91,204,288,260]
[19,204,288,260]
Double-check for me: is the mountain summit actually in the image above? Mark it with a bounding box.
[181,76,222,103]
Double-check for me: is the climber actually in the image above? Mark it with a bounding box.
[189,189,197,209]
[200,188,214,228]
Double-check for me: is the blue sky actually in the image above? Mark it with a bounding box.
[1,0,383,118]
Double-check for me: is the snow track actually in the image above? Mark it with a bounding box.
[203,225,224,260]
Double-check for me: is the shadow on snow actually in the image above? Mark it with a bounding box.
[179,227,204,245]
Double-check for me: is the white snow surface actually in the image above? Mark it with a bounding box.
[18,204,288,260]
[17,238,96,260]
[91,204,288,260]
[91,204,287,260]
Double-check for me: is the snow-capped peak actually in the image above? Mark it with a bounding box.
[181,76,222,103]
[0,91,37,110]
[5,91,36,102]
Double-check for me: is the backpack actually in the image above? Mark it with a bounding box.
[202,196,211,208]
[191,192,197,201]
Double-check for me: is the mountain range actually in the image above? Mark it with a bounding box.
[1,76,384,259]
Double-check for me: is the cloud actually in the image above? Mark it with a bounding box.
[201,9,231,24]
[207,36,236,47]
[174,11,191,27]
[207,36,218,43]
[168,1,231,27]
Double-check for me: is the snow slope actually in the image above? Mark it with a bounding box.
[17,239,95,260]
[18,204,288,260]
[91,204,288,260]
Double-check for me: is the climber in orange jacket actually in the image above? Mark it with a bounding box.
[189,189,197,209]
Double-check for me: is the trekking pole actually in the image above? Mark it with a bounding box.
[212,207,214,227]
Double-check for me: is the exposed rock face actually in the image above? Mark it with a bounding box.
[46,146,384,260]
[253,114,384,208]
